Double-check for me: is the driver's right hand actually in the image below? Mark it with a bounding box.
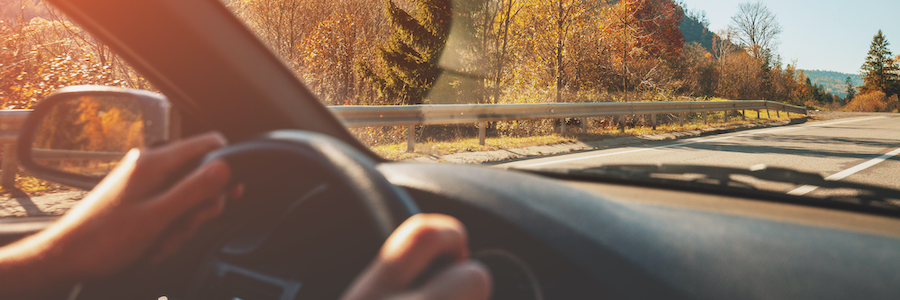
[341,214,493,300]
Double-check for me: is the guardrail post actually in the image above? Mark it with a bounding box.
[651,114,657,130]
[407,125,415,152]
[1,142,16,189]
[581,117,587,133]
[766,109,771,118]
[619,115,625,133]
[680,113,685,127]
[741,110,746,121]
[703,112,708,124]
[776,110,780,118]
[478,122,486,146]
[560,118,566,135]
[756,110,760,119]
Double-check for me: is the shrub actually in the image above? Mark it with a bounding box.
[842,91,899,112]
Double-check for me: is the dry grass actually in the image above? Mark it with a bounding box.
[374,110,796,160]
[0,171,74,197]
[373,135,573,160]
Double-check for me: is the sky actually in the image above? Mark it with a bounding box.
[679,0,900,75]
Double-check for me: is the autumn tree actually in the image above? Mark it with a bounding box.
[728,1,781,61]
[0,0,150,109]
[357,0,452,105]
[860,30,899,96]
[602,0,683,99]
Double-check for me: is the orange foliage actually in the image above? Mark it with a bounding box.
[842,91,899,112]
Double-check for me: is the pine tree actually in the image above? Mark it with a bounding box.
[356,0,452,105]
[845,76,856,102]
[860,30,900,96]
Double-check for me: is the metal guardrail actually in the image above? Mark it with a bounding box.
[330,100,804,127]
[0,100,806,188]
[0,110,32,189]
[330,100,806,151]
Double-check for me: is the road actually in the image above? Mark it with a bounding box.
[498,112,900,197]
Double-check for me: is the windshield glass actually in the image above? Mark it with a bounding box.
[224,0,900,204]
[226,0,900,205]
[1,0,898,218]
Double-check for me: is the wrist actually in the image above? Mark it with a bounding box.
[0,225,81,297]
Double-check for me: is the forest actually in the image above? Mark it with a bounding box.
[1,0,897,114]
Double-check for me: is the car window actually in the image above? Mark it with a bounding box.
[0,0,153,217]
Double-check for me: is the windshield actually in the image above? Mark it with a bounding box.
[1,0,898,218]
[225,0,900,205]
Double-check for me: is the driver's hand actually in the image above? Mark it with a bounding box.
[341,214,492,300]
[0,132,234,297]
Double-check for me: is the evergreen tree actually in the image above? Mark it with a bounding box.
[845,76,856,101]
[860,30,900,96]
[356,0,452,105]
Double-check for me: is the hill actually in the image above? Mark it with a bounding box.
[802,70,862,98]
[679,7,716,51]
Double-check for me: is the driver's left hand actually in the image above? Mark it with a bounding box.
[0,132,233,298]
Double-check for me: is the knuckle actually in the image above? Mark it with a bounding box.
[460,262,493,293]
[130,150,156,175]
[407,221,465,250]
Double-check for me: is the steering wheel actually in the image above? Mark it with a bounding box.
[76,130,421,299]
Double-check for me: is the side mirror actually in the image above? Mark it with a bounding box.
[17,86,173,190]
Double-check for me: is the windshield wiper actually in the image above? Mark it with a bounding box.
[516,164,900,216]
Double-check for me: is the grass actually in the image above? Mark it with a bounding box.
[373,135,573,161]
[372,110,798,161]
[0,171,74,197]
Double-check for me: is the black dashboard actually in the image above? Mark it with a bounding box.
[379,162,900,300]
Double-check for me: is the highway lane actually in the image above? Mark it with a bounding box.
[498,113,900,197]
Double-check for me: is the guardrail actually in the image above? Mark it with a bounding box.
[330,100,806,151]
[0,100,806,189]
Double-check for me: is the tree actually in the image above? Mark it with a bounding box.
[603,0,683,98]
[860,30,899,96]
[845,76,856,101]
[728,1,781,61]
[357,0,452,105]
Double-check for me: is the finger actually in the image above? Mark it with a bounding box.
[181,193,227,237]
[147,159,231,224]
[149,194,226,265]
[131,132,228,190]
[373,214,470,289]
[228,184,244,200]
[394,262,492,300]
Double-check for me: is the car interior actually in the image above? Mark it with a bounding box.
[0,0,898,299]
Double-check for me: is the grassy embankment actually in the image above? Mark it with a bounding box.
[372,110,796,161]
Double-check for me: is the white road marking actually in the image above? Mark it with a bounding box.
[787,185,819,196]
[788,147,900,196]
[511,116,886,168]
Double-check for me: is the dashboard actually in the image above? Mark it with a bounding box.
[380,162,900,300]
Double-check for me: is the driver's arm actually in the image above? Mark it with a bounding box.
[0,132,491,300]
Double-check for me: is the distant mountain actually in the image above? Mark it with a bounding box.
[802,70,862,98]
[679,7,717,52]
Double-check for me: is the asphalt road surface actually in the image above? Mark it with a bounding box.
[499,113,900,198]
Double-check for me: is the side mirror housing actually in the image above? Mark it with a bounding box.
[17,86,173,190]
